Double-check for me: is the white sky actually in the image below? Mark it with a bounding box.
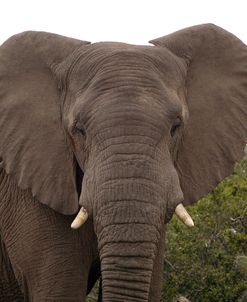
[0,0,246,45]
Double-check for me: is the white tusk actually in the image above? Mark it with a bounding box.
[175,204,194,227]
[71,207,88,229]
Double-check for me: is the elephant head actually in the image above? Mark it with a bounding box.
[0,24,246,301]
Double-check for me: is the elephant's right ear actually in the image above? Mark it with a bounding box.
[150,24,247,206]
[0,31,90,214]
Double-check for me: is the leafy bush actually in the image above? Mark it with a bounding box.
[86,281,99,302]
[163,157,247,301]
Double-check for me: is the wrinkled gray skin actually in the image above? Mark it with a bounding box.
[0,24,246,301]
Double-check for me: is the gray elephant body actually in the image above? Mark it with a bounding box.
[0,24,246,301]
[0,170,100,301]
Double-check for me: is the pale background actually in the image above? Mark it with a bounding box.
[0,0,246,45]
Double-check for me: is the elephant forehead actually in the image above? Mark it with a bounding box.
[70,42,186,91]
[72,87,185,143]
[67,43,188,133]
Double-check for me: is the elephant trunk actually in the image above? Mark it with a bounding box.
[92,153,164,301]
[96,215,160,301]
[100,241,155,301]
[77,122,178,299]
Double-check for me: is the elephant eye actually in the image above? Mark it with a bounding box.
[74,122,86,136]
[170,117,182,137]
[77,126,86,136]
[78,128,86,136]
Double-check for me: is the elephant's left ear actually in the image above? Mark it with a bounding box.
[0,31,90,214]
[150,24,247,205]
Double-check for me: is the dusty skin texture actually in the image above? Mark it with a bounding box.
[0,24,246,301]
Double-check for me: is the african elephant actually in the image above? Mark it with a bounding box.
[0,24,246,302]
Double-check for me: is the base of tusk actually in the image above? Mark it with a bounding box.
[175,204,194,227]
[71,207,88,229]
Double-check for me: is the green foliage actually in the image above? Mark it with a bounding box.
[86,281,99,302]
[163,157,247,302]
